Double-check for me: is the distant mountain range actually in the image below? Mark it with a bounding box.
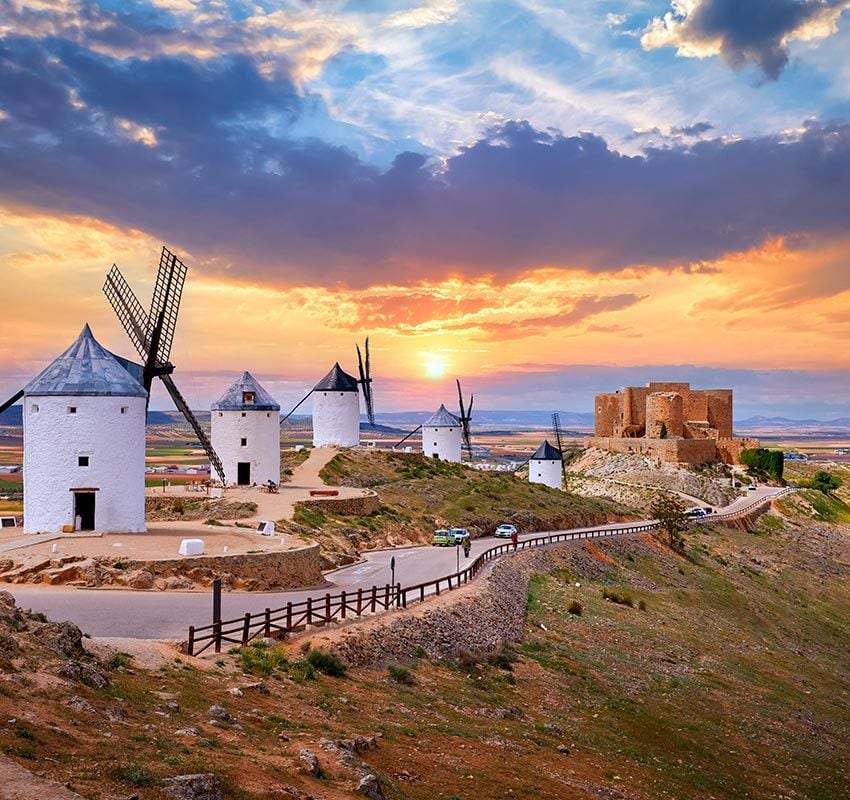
[3,405,850,433]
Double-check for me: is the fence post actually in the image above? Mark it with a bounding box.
[420,585,425,602]
[384,584,390,609]
[340,590,347,620]
[357,587,363,615]
[242,612,250,645]
[325,593,331,622]
[214,620,222,654]
[285,602,293,634]
[306,596,313,626]
[264,608,271,638]
[370,586,377,613]
[187,626,195,657]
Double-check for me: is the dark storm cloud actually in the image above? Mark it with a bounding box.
[1,35,850,287]
[645,0,850,80]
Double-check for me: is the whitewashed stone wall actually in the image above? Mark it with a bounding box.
[23,395,146,533]
[211,408,281,485]
[529,458,562,490]
[312,391,360,448]
[422,424,462,462]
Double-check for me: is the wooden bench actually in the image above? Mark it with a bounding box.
[309,489,339,497]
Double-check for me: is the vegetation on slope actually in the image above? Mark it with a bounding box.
[286,450,634,559]
[1,502,847,799]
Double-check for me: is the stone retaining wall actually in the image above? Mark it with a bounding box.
[0,543,324,591]
[325,540,616,668]
[294,492,380,517]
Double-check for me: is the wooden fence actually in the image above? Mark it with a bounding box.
[185,489,791,657]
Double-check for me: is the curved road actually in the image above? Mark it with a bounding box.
[7,486,784,641]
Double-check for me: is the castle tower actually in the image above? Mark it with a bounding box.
[528,440,563,490]
[22,324,147,534]
[211,372,280,486]
[312,363,360,448]
[646,392,684,438]
[421,404,462,462]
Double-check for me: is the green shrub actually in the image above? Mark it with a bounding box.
[204,518,224,526]
[113,764,153,787]
[106,651,133,670]
[740,448,784,481]
[567,600,583,616]
[238,642,289,677]
[602,589,634,608]
[305,648,347,677]
[638,600,647,612]
[387,665,416,685]
[810,470,842,494]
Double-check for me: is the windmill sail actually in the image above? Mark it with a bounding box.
[456,379,473,453]
[0,389,24,416]
[392,425,422,449]
[551,412,568,490]
[103,246,226,484]
[356,337,375,427]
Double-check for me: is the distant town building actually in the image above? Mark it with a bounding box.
[22,324,147,533]
[421,404,462,463]
[211,372,280,486]
[529,440,563,489]
[589,382,758,465]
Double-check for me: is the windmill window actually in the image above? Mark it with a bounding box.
[241,412,246,417]
[243,391,255,405]
[218,412,223,417]
[78,456,89,467]
[120,406,127,414]
[31,404,38,413]
[68,406,77,415]
[240,438,247,447]
[266,412,270,418]
[433,442,438,447]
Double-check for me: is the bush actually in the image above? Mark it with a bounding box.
[638,600,647,612]
[113,764,153,787]
[740,448,784,481]
[387,665,416,685]
[106,651,133,670]
[489,644,519,671]
[567,600,583,616]
[238,641,288,677]
[602,589,634,608]
[811,470,842,494]
[305,648,347,677]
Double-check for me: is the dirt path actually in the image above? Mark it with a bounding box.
[0,755,85,799]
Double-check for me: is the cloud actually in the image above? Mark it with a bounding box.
[2,34,850,289]
[642,0,850,80]
[383,0,460,30]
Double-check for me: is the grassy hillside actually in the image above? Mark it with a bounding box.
[1,501,847,799]
[287,450,633,559]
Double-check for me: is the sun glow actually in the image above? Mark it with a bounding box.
[423,353,447,379]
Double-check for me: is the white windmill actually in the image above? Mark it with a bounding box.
[211,372,281,486]
[421,404,463,462]
[5,324,148,533]
[281,339,375,449]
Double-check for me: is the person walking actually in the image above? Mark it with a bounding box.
[511,529,518,552]
[463,535,471,559]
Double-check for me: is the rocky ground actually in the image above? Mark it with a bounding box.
[145,496,258,523]
[568,448,739,510]
[0,490,846,799]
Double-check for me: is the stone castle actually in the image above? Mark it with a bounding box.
[588,382,758,465]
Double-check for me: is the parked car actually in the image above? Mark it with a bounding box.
[748,483,757,491]
[686,508,707,518]
[447,528,469,544]
[494,524,518,538]
[431,529,453,546]
[702,506,714,514]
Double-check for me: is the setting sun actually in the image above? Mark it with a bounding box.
[423,353,447,379]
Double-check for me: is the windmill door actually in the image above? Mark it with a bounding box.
[74,492,96,531]
[237,462,251,485]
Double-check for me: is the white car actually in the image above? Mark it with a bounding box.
[494,524,518,538]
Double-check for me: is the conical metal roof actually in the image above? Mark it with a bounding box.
[531,440,563,461]
[211,371,280,411]
[424,403,461,427]
[314,363,359,393]
[24,324,147,398]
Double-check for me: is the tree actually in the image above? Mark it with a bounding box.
[811,470,842,494]
[739,448,784,482]
[650,493,689,553]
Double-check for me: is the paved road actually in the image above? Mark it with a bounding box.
[7,488,785,641]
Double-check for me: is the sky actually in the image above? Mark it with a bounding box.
[1,0,850,420]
